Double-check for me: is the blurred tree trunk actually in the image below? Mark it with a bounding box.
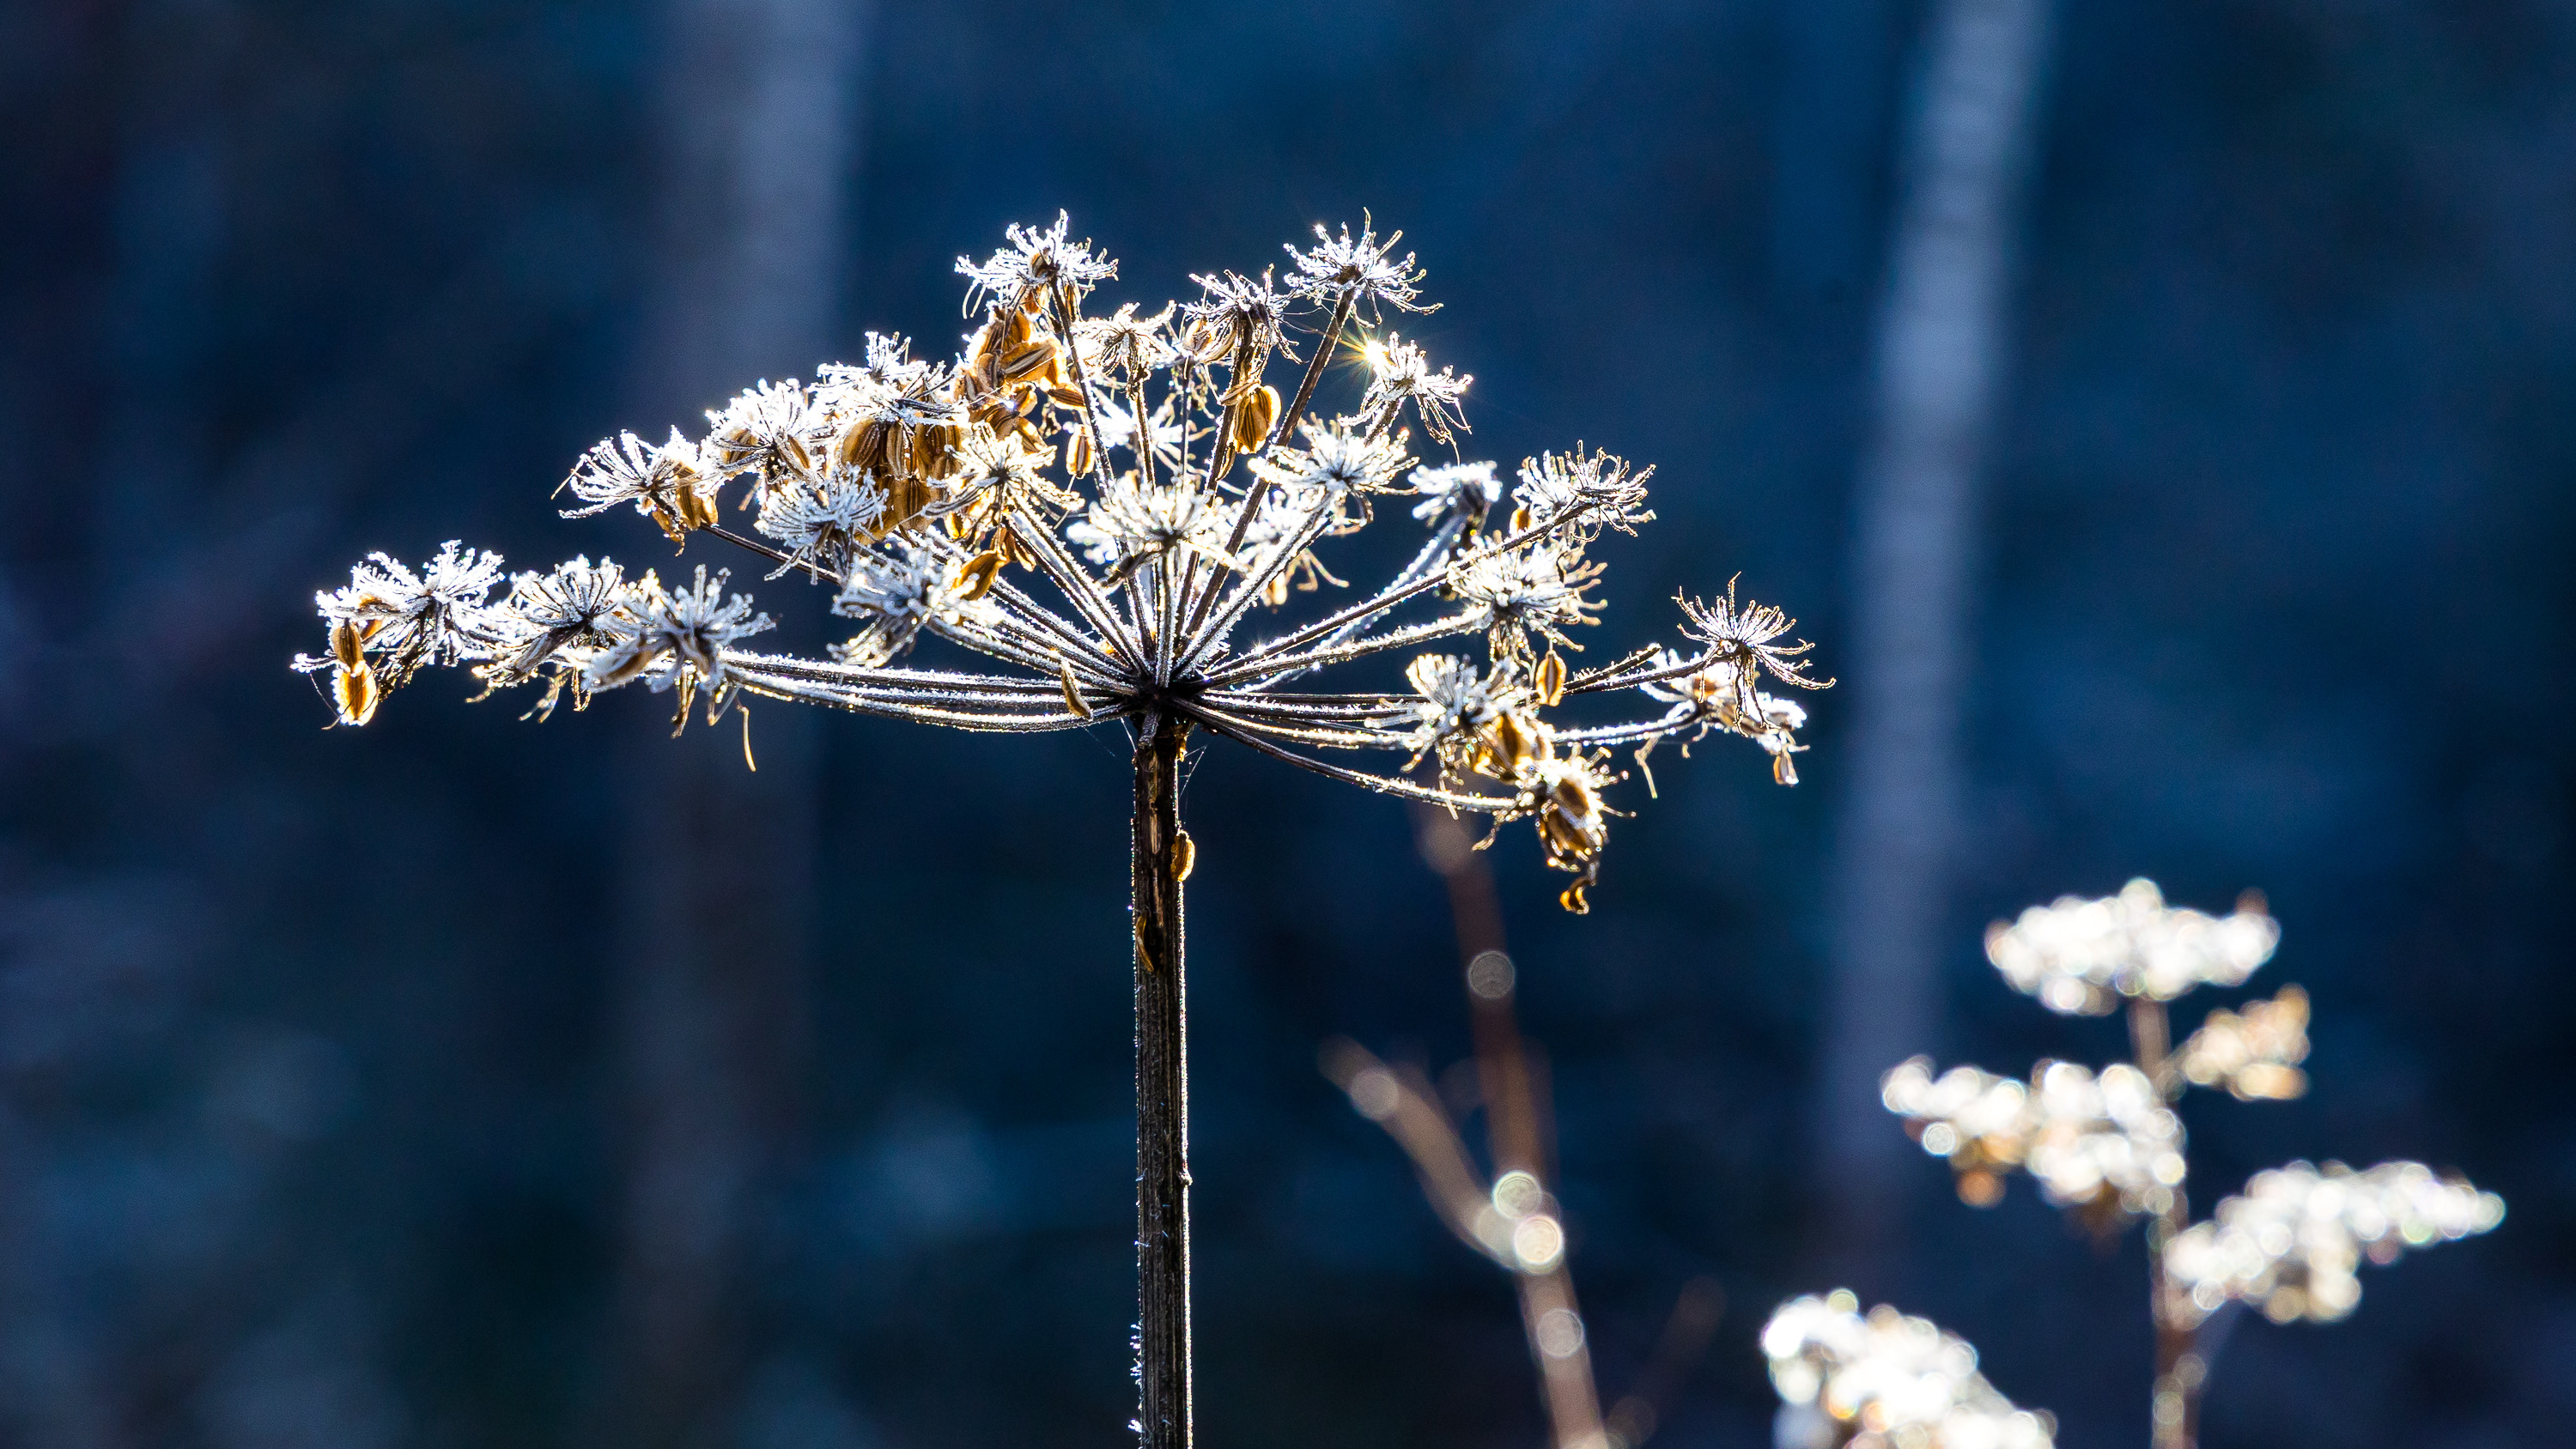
[1817,0,2053,1279]
[595,3,868,1446]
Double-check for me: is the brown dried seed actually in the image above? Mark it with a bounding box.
[951,550,1006,602]
[1066,427,1096,478]
[1000,338,1058,385]
[1534,651,1568,707]
[840,419,889,471]
[330,619,367,670]
[1231,383,1279,452]
[334,661,381,726]
[1057,658,1093,720]
[1171,831,1197,883]
[875,473,934,540]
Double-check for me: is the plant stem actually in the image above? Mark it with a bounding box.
[1133,712,1194,1449]
[2129,996,2202,1449]
[1418,806,1606,1449]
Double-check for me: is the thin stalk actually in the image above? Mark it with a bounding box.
[1419,806,1604,1449]
[1133,712,1194,1449]
[1053,282,1120,495]
[1181,287,1357,642]
[2129,996,2202,1449]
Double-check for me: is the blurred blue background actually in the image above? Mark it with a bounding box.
[3,2,2571,1446]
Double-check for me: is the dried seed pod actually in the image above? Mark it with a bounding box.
[330,619,369,670]
[1067,426,1097,478]
[839,418,891,473]
[1232,383,1279,452]
[1058,657,1094,719]
[951,550,1007,603]
[677,476,721,532]
[333,661,381,726]
[873,472,936,541]
[1171,831,1197,883]
[1476,710,1549,779]
[1000,338,1059,387]
[1534,651,1568,707]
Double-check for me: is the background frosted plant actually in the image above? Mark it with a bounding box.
[1761,1290,2057,1449]
[292,212,1826,1449]
[1323,807,1721,1449]
[1880,880,2502,1449]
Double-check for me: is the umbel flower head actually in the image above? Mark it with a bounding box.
[296,214,1830,912]
[1761,1290,2057,1449]
[1985,877,2281,1015]
[2161,1160,2504,1327]
[1876,879,2503,1449]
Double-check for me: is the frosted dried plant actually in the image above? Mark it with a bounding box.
[292,213,1826,1449]
[1761,1291,2056,1449]
[1322,808,1722,1449]
[1877,880,2501,1449]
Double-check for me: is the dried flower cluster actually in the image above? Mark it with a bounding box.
[2162,1161,2504,1329]
[1869,879,2502,1449]
[1984,878,2280,1015]
[296,212,1827,912]
[1881,1058,2184,1222]
[1763,1291,2056,1449]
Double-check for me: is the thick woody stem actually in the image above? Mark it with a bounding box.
[1133,712,1194,1449]
[2129,996,2202,1449]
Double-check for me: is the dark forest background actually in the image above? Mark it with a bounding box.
[4,2,2573,1447]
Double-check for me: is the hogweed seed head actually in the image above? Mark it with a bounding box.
[297,214,1829,908]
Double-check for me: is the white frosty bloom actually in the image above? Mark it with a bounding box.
[585,566,772,699]
[1358,333,1470,444]
[1284,217,1431,317]
[1401,654,1521,768]
[307,541,508,683]
[1407,460,1500,524]
[1761,1291,2055,1449]
[1076,300,1176,385]
[830,545,1000,666]
[1676,579,1828,695]
[1512,446,1653,539]
[559,427,720,537]
[1883,1058,2186,1220]
[1985,878,2281,1016]
[483,555,644,683]
[2163,1161,2504,1328]
[1179,268,1296,370]
[815,331,938,418]
[755,470,890,579]
[1640,646,1813,784]
[1450,542,1604,662]
[701,379,827,487]
[957,211,1117,314]
[1090,396,1186,470]
[1065,475,1240,582]
[1246,418,1413,531]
